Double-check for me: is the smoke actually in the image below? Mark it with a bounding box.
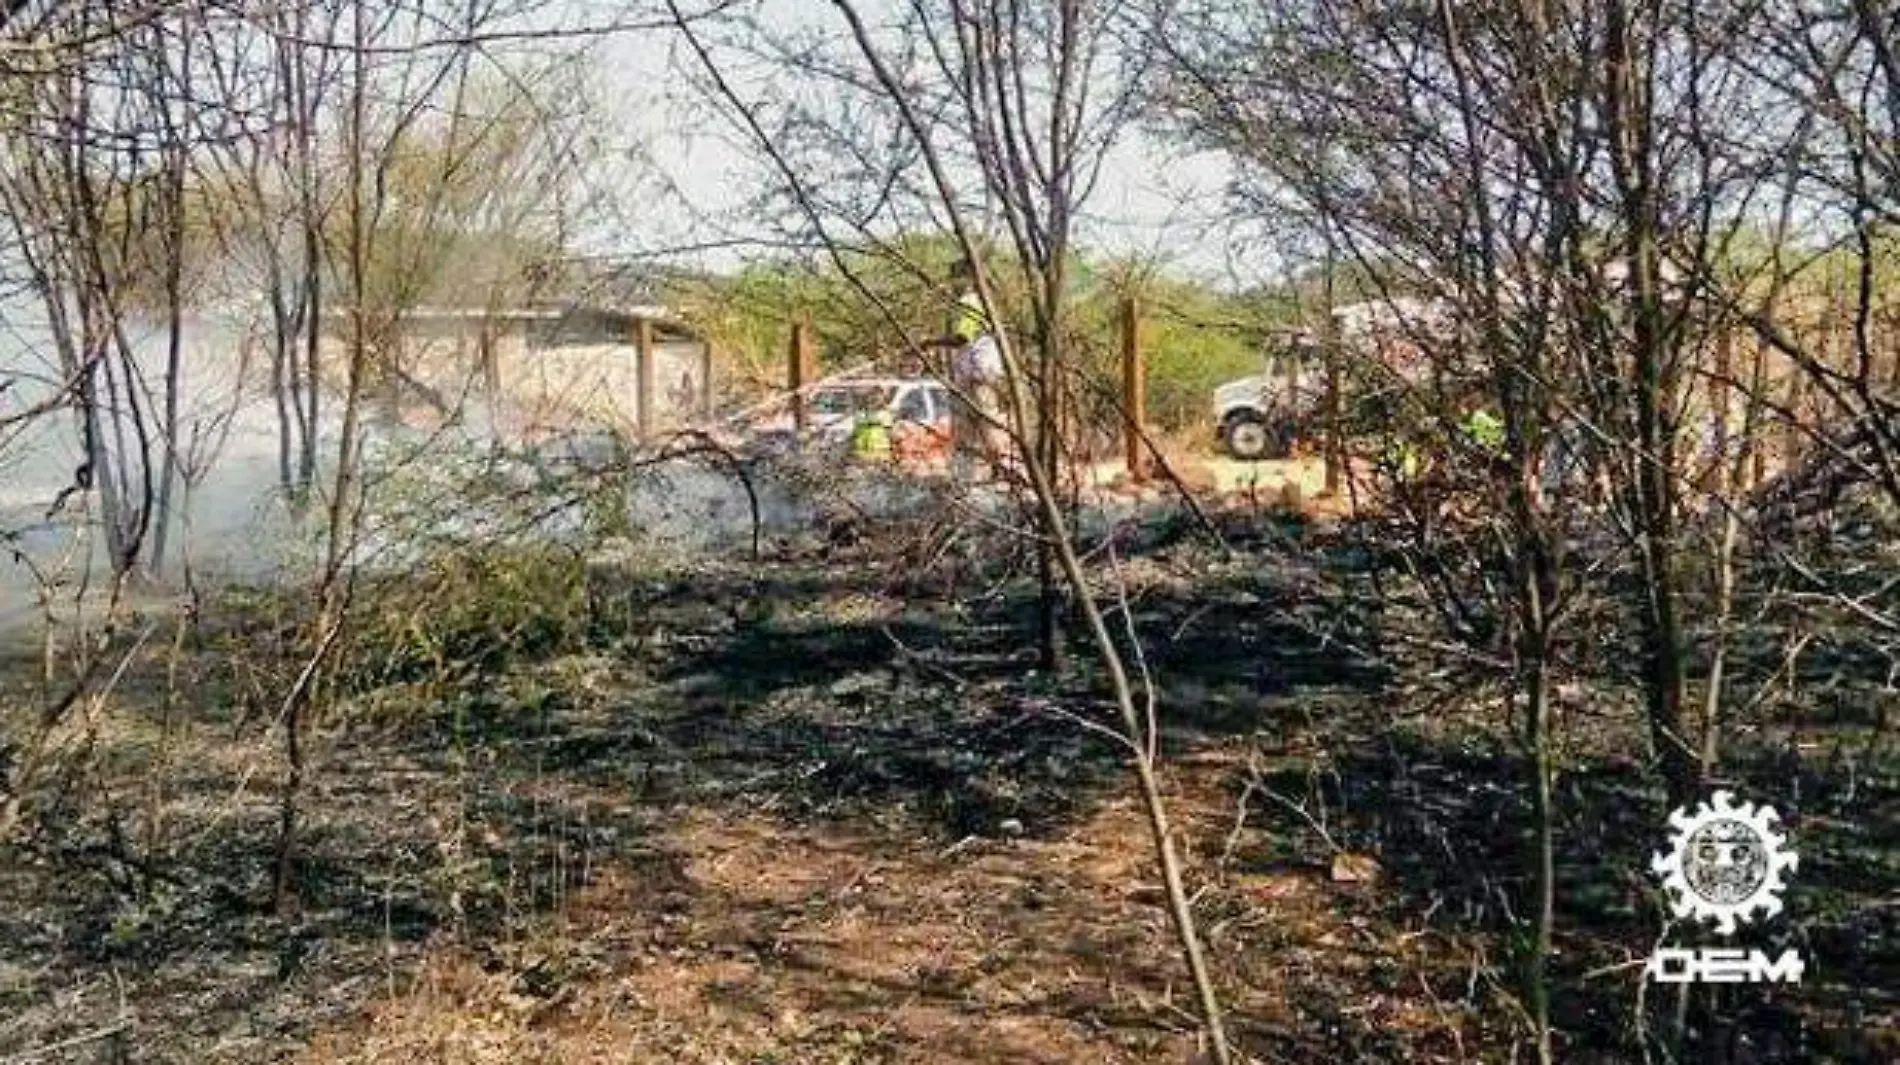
[0,310,304,626]
[0,310,894,634]
[1,304,1071,639]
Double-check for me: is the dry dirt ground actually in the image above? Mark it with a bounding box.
[1083,451,1363,515]
[301,780,1424,1065]
[2,471,1894,1064]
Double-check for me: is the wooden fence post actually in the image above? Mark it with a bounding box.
[1711,325,1733,492]
[634,315,656,438]
[1785,320,1819,472]
[700,340,715,419]
[790,319,816,434]
[1751,334,1769,491]
[1324,331,1343,496]
[1713,327,1732,453]
[1122,296,1146,482]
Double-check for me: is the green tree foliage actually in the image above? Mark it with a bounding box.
[690,235,1295,433]
[340,68,591,320]
[1086,266,1295,432]
[679,231,1004,393]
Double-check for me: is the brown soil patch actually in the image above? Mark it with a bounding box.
[295,749,1460,1064]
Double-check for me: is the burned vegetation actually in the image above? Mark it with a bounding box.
[3,0,1900,1063]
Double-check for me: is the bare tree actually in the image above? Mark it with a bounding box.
[667,0,1236,1058]
[263,0,602,913]
[1155,0,1790,1056]
[1,10,160,584]
[194,0,350,513]
[1727,5,1900,536]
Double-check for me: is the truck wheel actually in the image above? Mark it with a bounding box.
[1223,413,1275,461]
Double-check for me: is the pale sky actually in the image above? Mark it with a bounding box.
[580,7,1258,287]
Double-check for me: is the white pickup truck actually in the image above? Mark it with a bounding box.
[1213,301,1447,460]
[1213,349,1324,461]
[747,375,958,460]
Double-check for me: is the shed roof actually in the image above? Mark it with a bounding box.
[338,302,703,342]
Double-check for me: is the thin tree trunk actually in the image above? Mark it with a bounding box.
[278,0,369,914]
[151,135,188,578]
[293,11,324,510]
[821,4,1233,1055]
[1036,284,1066,675]
[1525,655,1555,1065]
[1512,435,1562,1065]
[1604,0,1695,801]
[271,282,297,504]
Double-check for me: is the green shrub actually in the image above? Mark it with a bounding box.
[343,546,591,692]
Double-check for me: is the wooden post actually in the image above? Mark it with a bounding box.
[1713,327,1733,449]
[790,319,816,433]
[1324,333,1343,495]
[699,341,715,419]
[1711,326,1732,490]
[1320,238,1340,494]
[1785,322,1818,472]
[1750,334,1768,491]
[1889,307,1900,390]
[633,316,656,438]
[477,328,500,436]
[1121,296,1145,481]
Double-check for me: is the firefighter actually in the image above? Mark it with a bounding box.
[1382,430,1431,534]
[1463,406,1505,454]
[849,407,895,461]
[925,257,1007,476]
[1384,434,1425,482]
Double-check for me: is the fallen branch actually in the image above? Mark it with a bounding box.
[1,1022,130,1064]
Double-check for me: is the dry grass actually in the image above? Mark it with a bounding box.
[6,479,1892,1064]
[297,755,1477,1065]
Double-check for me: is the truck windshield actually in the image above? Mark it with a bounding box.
[810,386,893,416]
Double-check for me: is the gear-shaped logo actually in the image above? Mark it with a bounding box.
[1651,790,1797,935]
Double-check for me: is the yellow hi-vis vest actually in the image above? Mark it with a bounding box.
[949,291,987,344]
[1384,437,1423,480]
[1465,409,1505,453]
[850,412,894,458]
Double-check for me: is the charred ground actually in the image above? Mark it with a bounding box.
[0,479,1894,1064]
